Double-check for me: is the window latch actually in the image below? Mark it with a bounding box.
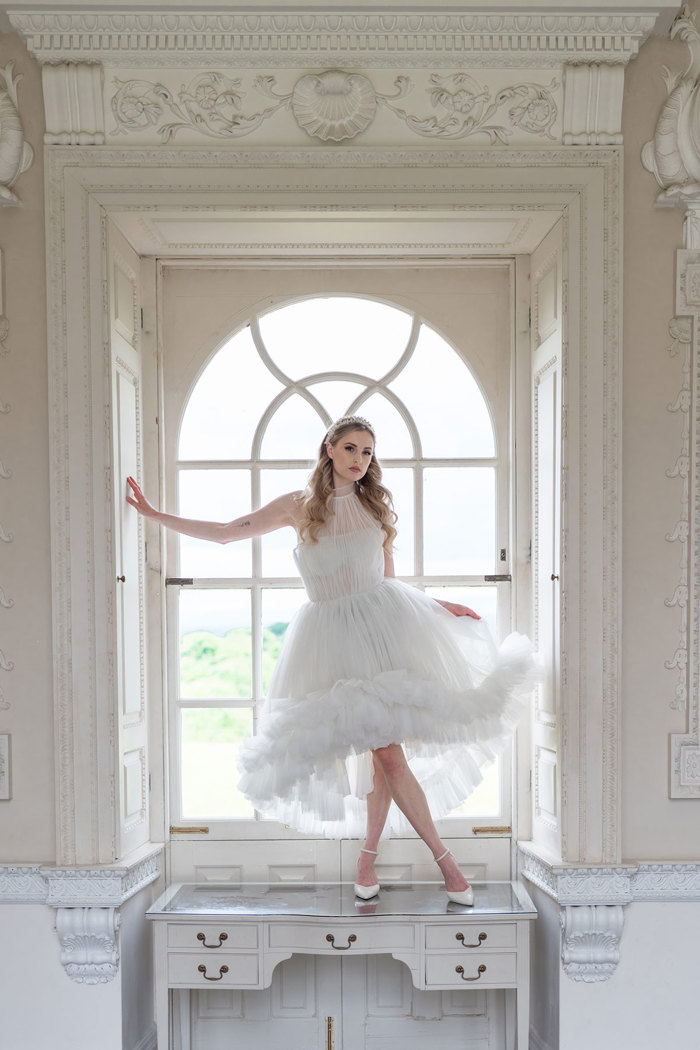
[483,574,511,582]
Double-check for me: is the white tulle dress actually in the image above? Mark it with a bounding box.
[237,484,535,838]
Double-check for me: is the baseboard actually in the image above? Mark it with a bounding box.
[530,1027,556,1050]
[130,1027,157,1050]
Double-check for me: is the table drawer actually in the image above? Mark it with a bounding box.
[167,923,258,950]
[268,923,415,953]
[168,952,260,988]
[425,923,517,951]
[425,952,517,988]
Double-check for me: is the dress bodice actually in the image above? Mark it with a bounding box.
[293,489,385,602]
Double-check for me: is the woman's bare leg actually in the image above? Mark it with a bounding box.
[356,756,392,888]
[372,742,469,893]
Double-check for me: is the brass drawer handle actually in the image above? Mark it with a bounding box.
[456,964,487,982]
[326,933,357,951]
[197,931,228,949]
[198,964,229,982]
[456,931,487,948]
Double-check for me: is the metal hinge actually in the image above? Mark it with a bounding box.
[165,577,194,586]
[326,1017,335,1050]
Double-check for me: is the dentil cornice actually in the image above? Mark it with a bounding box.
[8,8,664,68]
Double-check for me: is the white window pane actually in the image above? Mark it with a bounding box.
[306,378,367,422]
[179,470,252,578]
[179,327,283,460]
[425,586,498,640]
[423,468,495,575]
[258,297,413,380]
[382,467,414,576]
[260,468,309,577]
[356,391,414,458]
[261,588,307,693]
[179,589,251,699]
[181,708,255,819]
[448,761,500,818]
[390,325,495,457]
[259,393,324,459]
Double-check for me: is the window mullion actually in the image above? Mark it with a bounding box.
[251,467,263,703]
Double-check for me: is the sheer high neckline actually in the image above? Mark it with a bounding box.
[332,481,356,497]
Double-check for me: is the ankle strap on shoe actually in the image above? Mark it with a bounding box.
[434,848,451,863]
[360,847,378,855]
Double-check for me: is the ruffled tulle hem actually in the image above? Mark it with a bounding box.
[237,630,537,839]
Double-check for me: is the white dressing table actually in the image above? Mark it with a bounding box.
[147,880,536,1049]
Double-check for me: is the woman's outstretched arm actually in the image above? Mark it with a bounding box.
[126,476,301,544]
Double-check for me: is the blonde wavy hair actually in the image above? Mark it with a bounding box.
[297,416,397,554]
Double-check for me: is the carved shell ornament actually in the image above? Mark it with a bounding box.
[291,70,377,141]
[0,63,33,206]
[642,4,700,198]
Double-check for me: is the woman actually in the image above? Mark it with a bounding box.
[127,415,534,906]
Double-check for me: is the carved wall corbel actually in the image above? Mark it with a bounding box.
[55,907,121,984]
[560,904,625,982]
[42,62,105,145]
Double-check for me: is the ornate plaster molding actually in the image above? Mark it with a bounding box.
[643,5,700,207]
[55,906,120,985]
[560,904,624,983]
[0,847,162,905]
[43,62,105,145]
[520,845,700,981]
[0,61,33,206]
[669,248,700,795]
[562,62,625,145]
[664,316,691,712]
[108,67,559,145]
[46,145,621,865]
[0,850,161,983]
[8,10,662,69]
[519,845,700,903]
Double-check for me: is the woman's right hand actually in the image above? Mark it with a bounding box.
[126,476,159,520]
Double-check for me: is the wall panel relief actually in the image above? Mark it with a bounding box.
[0,247,12,713]
[642,4,700,797]
[108,68,560,145]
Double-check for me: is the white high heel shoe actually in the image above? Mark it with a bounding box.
[435,848,474,906]
[354,847,380,899]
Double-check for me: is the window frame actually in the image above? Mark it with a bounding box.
[164,288,515,841]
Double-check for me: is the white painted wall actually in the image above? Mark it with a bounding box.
[559,901,699,1049]
[0,904,124,1050]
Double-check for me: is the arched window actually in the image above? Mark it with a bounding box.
[170,295,506,827]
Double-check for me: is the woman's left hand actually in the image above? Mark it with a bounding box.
[437,599,480,619]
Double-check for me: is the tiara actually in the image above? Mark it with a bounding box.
[325,415,374,440]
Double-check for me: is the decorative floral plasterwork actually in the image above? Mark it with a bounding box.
[0,63,34,206]
[110,69,558,144]
[382,73,558,143]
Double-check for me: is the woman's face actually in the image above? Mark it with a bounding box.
[326,429,374,486]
